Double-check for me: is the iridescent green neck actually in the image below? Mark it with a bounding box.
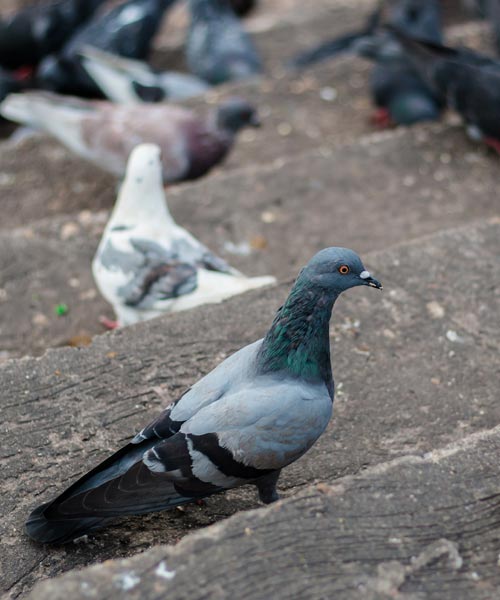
[256,276,336,389]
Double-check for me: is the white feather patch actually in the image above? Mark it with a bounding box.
[187,438,240,487]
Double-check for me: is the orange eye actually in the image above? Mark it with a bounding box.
[338,265,350,275]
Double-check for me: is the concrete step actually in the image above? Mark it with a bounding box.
[2,217,499,597]
[31,425,500,600]
[2,121,500,358]
[0,20,492,226]
[0,211,109,361]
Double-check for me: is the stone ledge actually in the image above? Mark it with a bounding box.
[2,218,500,596]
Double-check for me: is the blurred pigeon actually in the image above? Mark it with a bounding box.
[359,0,444,127]
[290,0,444,127]
[186,0,262,84]
[25,247,382,544]
[0,92,260,181]
[37,0,176,97]
[80,46,209,104]
[0,0,104,71]
[93,143,275,327]
[388,28,500,151]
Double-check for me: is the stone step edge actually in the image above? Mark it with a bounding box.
[27,419,500,600]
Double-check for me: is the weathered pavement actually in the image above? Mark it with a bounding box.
[30,426,500,600]
[3,123,500,359]
[2,219,500,597]
[1,0,500,598]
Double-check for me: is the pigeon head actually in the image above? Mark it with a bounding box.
[125,143,163,185]
[299,247,382,295]
[111,143,173,225]
[215,97,260,132]
[257,247,381,383]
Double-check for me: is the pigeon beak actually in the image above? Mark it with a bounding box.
[359,270,383,290]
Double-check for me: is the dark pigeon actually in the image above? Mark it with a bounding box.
[25,247,382,544]
[388,27,500,151]
[0,0,104,71]
[186,0,262,85]
[36,0,176,98]
[1,92,261,182]
[359,0,444,127]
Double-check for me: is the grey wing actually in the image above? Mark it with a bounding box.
[119,238,198,308]
[133,340,263,446]
[144,379,332,490]
[171,235,239,276]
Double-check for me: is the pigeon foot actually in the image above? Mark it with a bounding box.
[370,107,393,129]
[256,470,281,504]
[484,137,500,155]
[99,316,119,330]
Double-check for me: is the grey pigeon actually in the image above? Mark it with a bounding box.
[93,143,275,327]
[80,46,209,104]
[0,92,260,182]
[388,27,500,151]
[25,247,382,544]
[186,0,262,85]
[36,0,175,98]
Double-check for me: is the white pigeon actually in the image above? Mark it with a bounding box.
[80,45,210,104]
[92,143,276,326]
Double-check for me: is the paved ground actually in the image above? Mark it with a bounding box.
[1,1,500,599]
[2,219,500,597]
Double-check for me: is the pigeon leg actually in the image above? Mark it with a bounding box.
[255,470,281,504]
[484,137,500,155]
[370,107,393,129]
[99,315,119,330]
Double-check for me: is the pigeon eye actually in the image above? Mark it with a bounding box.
[338,265,350,275]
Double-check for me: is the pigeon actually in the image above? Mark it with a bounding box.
[0,0,104,71]
[359,0,444,127]
[36,0,176,97]
[388,27,500,151]
[25,246,382,544]
[80,46,209,104]
[92,143,275,327]
[0,92,260,182]
[186,0,262,85]
[290,0,444,127]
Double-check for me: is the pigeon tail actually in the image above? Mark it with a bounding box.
[25,438,199,544]
[0,91,92,149]
[25,503,110,545]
